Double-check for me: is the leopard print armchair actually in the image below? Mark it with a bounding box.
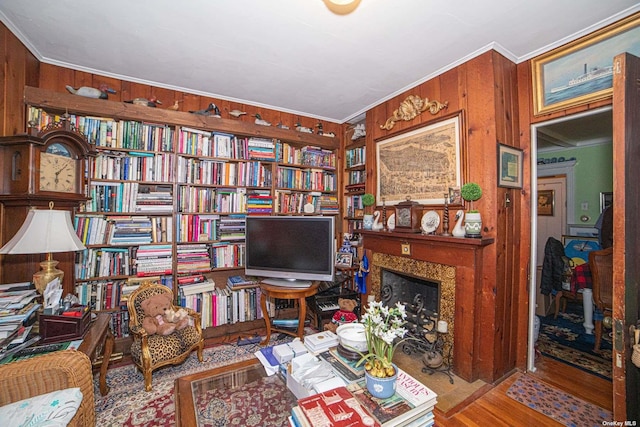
[127,281,204,391]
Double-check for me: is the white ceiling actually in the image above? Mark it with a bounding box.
[1,1,639,125]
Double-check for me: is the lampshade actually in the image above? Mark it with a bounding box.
[0,205,85,294]
[0,207,85,255]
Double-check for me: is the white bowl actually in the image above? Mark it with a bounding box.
[336,323,368,352]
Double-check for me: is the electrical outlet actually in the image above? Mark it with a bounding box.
[581,202,589,210]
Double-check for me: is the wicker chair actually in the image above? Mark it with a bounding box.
[127,281,204,391]
[0,350,95,426]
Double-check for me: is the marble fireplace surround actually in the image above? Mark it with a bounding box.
[360,230,494,382]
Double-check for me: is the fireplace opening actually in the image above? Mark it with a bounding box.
[381,269,440,318]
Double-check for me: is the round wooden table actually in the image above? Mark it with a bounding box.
[259,282,318,345]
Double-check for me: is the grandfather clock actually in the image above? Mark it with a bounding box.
[0,119,94,295]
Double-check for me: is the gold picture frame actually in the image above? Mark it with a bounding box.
[537,190,554,216]
[532,12,640,116]
[375,112,465,206]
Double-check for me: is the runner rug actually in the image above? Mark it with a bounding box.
[94,334,294,427]
[537,302,612,380]
[506,374,612,427]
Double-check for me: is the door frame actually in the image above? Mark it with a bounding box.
[527,106,612,372]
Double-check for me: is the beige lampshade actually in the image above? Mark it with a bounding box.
[323,0,361,14]
[0,206,86,293]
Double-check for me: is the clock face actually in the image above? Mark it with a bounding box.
[39,149,78,193]
[396,208,411,227]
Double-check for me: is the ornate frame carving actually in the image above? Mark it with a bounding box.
[380,95,447,130]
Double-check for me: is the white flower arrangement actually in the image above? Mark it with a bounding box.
[357,301,409,378]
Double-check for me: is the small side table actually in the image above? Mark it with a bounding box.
[259,282,318,345]
[78,312,114,396]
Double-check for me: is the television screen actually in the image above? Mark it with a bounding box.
[245,216,335,287]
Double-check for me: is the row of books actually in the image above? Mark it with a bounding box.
[176,157,273,187]
[177,186,247,213]
[275,167,337,192]
[275,142,337,169]
[246,190,273,214]
[247,138,276,161]
[85,182,173,214]
[75,276,173,311]
[178,129,248,158]
[345,145,366,168]
[92,151,175,182]
[347,169,366,186]
[290,367,436,427]
[28,107,175,152]
[76,215,173,246]
[178,280,271,328]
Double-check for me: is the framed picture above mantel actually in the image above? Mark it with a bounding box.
[375,112,465,206]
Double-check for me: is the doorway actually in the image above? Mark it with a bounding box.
[528,106,613,373]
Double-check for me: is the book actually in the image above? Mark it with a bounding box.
[227,275,257,289]
[303,330,339,353]
[317,349,364,382]
[297,386,381,427]
[346,368,437,427]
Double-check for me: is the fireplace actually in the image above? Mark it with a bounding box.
[372,254,455,360]
[360,230,494,382]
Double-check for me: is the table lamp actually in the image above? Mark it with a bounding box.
[0,202,86,294]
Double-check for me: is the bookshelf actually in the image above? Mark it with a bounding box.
[23,86,340,344]
[343,136,366,237]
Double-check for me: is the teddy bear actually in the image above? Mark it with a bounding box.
[164,307,190,330]
[140,293,177,336]
[324,298,358,333]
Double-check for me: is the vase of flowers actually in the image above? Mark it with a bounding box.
[361,193,376,230]
[460,182,482,238]
[357,301,408,399]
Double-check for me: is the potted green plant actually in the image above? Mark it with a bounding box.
[361,193,376,230]
[356,301,409,399]
[460,182,482,238]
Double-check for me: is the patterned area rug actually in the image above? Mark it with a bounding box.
[537,302,612,380]
[94,334,295,427]
[506,374,612,427]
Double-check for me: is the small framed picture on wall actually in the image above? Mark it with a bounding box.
[538,190,555,216]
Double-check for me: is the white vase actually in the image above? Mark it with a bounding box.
[464,212,482,238]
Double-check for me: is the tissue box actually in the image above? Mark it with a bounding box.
[38,308,91,344]
[286,353,319,399]
[273,340,308,364]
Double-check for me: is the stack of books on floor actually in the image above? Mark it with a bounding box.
[290,367,437,427]
[303,330,339,354]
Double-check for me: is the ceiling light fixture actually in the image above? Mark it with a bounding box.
[323,0,361,15]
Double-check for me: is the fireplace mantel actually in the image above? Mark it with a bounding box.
[360,230,494,382]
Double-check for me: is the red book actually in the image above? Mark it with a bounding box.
[297,386,380,427]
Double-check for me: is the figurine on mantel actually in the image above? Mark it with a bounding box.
[189,103,221,117]
[254,114,271,126]
[276,122,289,129]
[316,122,324,135]
[125,97,162,107]
[351,123,366,140]
[452,210,466,237]
[65,84,116,99]
[227,109,246,118]
[295,122,313,133]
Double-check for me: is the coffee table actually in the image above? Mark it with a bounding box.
[175,359,297,427]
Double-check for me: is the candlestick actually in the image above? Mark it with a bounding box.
[441,194,451,236]
[382,197,387,231]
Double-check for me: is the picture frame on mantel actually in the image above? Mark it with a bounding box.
[532,13,640,116]
[375,112,465,206]
[497,143,523,189]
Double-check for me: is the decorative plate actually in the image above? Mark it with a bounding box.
[421,211,440,234]
[387,213,395,231]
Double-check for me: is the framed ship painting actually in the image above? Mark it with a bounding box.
[532,12,640,116]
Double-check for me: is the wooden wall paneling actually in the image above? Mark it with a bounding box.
[73,70,93,90]
[39,63,72,94]
[1,24,7,136]
[514,60,534,368]
[181,92,202,115]
[3,27,29,136]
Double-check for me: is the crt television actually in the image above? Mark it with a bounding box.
[245,215,335,287]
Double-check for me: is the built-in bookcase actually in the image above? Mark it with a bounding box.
[24,87,340,342]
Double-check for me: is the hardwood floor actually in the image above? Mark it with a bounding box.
[434,355,613,426]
